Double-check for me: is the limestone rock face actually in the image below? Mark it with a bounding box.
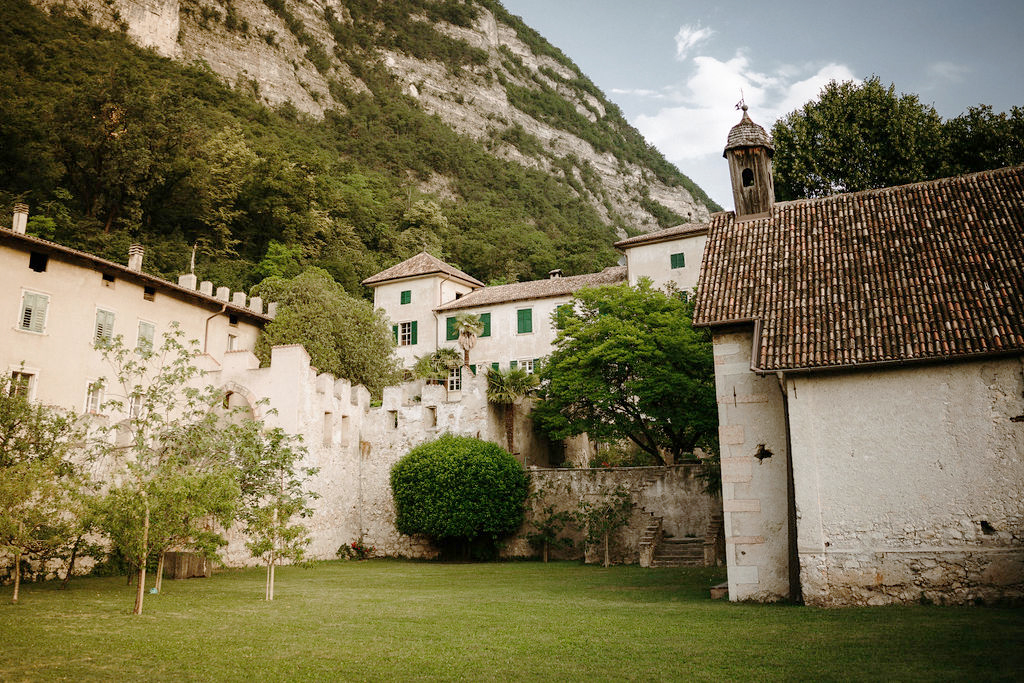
[29,0,713,232]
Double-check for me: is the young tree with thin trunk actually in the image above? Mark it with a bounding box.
[575,486,632,568]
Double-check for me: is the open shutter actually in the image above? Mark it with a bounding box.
[480,312,491,337]
[410,320,418,345]
[469,364,476,375]
[392,325,398,343]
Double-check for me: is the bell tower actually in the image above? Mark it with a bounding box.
[724,105,775,219]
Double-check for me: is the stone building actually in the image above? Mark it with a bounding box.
[693,108,1024,605]
[1,204,271,411]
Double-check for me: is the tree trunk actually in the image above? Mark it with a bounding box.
[133,497,150,615]
[154,551,165,593]
[11,549,21,604]
[463,348,470,368]
[62,535,82,589]
[504,406,515,454]
[603,532,610,568]
[543,541,549,563]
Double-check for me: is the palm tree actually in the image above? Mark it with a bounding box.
[413,348,462,396]
[455,313,484,368]
[486,367,539,454]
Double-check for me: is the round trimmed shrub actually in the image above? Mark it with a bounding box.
[390,434,529,551]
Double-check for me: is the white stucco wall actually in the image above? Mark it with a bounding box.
[371,275,476,367]
[1,243,263,412]
[786,356,1024,605]
[712,328,793,602]
[623,233,707,292]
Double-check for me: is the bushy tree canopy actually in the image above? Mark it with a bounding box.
[772,77,1024,200]
[252,268,400,396]
[390,434,528,551]
[533,281,717,465]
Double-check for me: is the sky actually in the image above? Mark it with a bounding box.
[499,0,1024,210]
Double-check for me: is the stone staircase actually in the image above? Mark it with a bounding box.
[639,510,725,568]
[651,537,705,567]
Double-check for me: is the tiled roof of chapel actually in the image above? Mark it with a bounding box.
[693,165,1024,371]
[436,266,627,312]
[614,223,708,249]
[361,252,484,287]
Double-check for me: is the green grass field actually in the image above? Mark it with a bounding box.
[1,560,1021,681]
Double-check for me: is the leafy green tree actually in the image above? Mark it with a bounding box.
[390,434,528,558]
[0,374,87,603]
[942,104,1024,177]
[574,486,632,568]
[252,268,401,396]
[90,325,241,615]
[771,77,946,200]
[533,281,717,466]
[524,488,574,563]
[486,367,539,454]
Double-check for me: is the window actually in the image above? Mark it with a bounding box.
[516,308,533,334]
[491,362,500,372]
[425,406,437,428]
[742,168,754,187]
[102,273,115,287]
[446,316,459,341]
[136,321,155,353]
[130,393,144,419]
[509,360,517,369]
[28,252,48,272]
[519,359,536,374]
[228,314,238,327]
[396,321,417,346]
[9,371,33,399]
[323,412,334,446]
[388,410,399,429]
[227,334,237,352]
[143,286,156,302]
[447,366,462,392]
[85,381,103,414]
[400,290,411,305]
[94,309,115,345]
[19,291,48,333]
[479,312,491,337]
[670,252,686,269]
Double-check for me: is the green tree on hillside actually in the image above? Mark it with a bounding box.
[252,268,401,396]
[533,281,717,465]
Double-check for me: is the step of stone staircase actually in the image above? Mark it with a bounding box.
[650,538,705,567]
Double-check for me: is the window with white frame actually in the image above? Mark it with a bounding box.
[94,309,115,345]
[397,321,417,346]
[447,366,462,391]
[136,321,155,353]
[227,333,237,352]
[130,392,144,419]
[519,359,536,374]
[85,381,103,414]
[19,291,48,333]
[9,371,33,399]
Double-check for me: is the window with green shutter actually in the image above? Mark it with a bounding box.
[400,290,411,305]
[516,308,532,334]
[137,321,155,353]
[94,309,115,345]
[19,292,48,333]
[491,362,500,371]
[446,316,458,341]
[510,360,517,369]
[392,325,399,343]
[469,364,476,375]
[410,320,418,345]
[480,312,491,337]
[670,252,685,269]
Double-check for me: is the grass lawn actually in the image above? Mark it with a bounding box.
[1,560,1021,681]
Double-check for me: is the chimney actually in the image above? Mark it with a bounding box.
[12,203,28,234]
[548,269,563,279]
[128,244,144,272]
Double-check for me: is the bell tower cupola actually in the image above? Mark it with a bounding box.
[724,104,775,219]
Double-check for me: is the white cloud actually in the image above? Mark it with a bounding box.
[674,24,714,61]
[633,52,857,208]
[927,61,971,84]
[610,87,667,99]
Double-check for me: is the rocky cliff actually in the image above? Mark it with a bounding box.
[30,0,714,232]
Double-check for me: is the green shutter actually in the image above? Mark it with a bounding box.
[446,316,458,341]
[491,362,499,371]
[480,312,491,337]
[20,292,48,333]
[400,289,411,305]
[410,320,418,345]
[517,308,532,334]
[469,364,476,375]
[670,252,685,269]
[392,325,398,343]
[510,360,517,369]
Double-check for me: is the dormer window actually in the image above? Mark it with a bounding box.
[742,168,754,187]
[29,252,48,272]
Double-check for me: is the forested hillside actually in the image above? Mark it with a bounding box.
[0,0,716,292]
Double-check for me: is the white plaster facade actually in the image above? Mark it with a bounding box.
[615,225,708,293]
[1,224,269,412]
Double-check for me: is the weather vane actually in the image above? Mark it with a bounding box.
[735,89,746,111]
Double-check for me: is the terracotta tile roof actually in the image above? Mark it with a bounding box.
[361,251,484,287]
[0,229,272,324]
[614,223,709,249]
[693,165,1024,371]
[436,266,627,312]
[723,106,774,157]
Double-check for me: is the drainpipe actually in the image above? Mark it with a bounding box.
[776,371,802,603]
[203,304,227,355]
